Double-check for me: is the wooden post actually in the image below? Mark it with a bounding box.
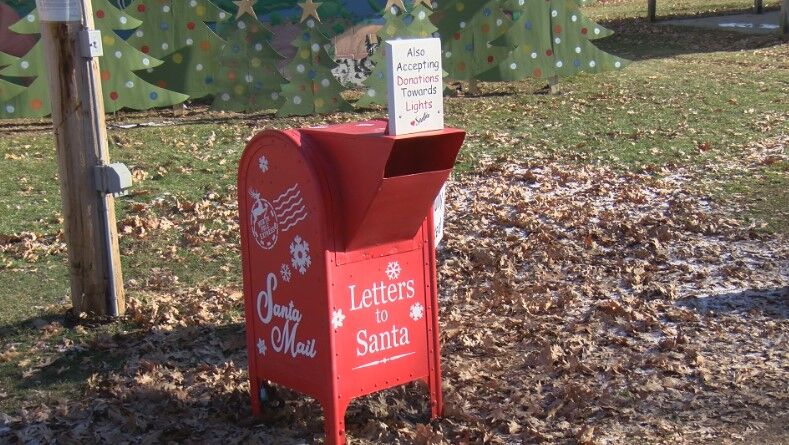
[467,78,480,95]
[754,0,763,14]
[647,0,657,22]
[782,0,789,35]
[38,0,125,316]
[548,75,560,95]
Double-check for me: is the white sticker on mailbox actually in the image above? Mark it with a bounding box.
[433,182,446,247]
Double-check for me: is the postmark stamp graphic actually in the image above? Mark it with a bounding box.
[249,183,309,251]
[250,190,278,250]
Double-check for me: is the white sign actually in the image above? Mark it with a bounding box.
[433,183,446,247]
[385,38,444,136]
[35,0,82,22]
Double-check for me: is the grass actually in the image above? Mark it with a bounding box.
[1,0,787,415]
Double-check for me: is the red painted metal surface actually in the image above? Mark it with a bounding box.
[237,119,464,445]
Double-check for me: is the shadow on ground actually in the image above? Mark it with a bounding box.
[677,286,788,319]
[6,319,244,388]
[595,6,786,62]
[1,315,432,443]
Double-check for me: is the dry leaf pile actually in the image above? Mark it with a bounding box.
[1,160,787,444]
[0,232,66,269]
[437,161,787,444]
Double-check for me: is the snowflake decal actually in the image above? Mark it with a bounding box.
[258,155,269,173]
[410,303,425,321]
[290,235,311,275]
[332,309,346,329]
[385,261,401,280]
[256,338,267,356]
[280,263,292,283]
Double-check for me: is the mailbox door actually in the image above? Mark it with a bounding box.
[329,223,436,398]
[238,131,334,406]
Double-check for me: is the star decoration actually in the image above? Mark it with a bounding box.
[256,338,266,355]
[299,0,322,23]
[233,0,257,19]
[384,0,406,12]
[412,0,433,9]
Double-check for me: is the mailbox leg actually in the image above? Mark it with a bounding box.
[250,378,262,416]
[425,291,444,419]
[428,373,443,419]
[427,296,445,419]
[426,213,445,419]
[322,398,349,445]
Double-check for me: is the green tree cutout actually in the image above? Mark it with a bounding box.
[478,0,628,82]
[407,0,439,39]
[0,52,24,102]
[211,1,287,112]
[438,0,512,85]
[125,0,230,98]
[0,0,187,118]
[356,0,439,109]
[0,51,17,68]
[277,0,351,117]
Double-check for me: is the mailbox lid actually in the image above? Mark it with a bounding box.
[302,119,389,136]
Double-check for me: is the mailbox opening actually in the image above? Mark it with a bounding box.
[384,134,462,178]
[300,123,465,251]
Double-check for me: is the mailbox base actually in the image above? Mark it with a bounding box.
[253,379,442,445]
[249,212,444,445]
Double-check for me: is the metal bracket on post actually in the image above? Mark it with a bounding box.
[79,29,103,58]
[94,163,132,197]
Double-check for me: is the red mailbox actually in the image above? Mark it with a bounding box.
[237,119,464,444]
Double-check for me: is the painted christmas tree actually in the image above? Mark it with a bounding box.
[0,6,25,102]
[437,0,512,85]
[0,51,17,68]
[0,51,24,101]
[478,0,627,82]
[406,0,439,38]
[568,0,615,41]
[277,0,351,117]
[0,0,187,118]
[211,0,287,111]
[125,0,229,98]
[0,78,24,104]
[355,0,409,108]
[356,0,439,109]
